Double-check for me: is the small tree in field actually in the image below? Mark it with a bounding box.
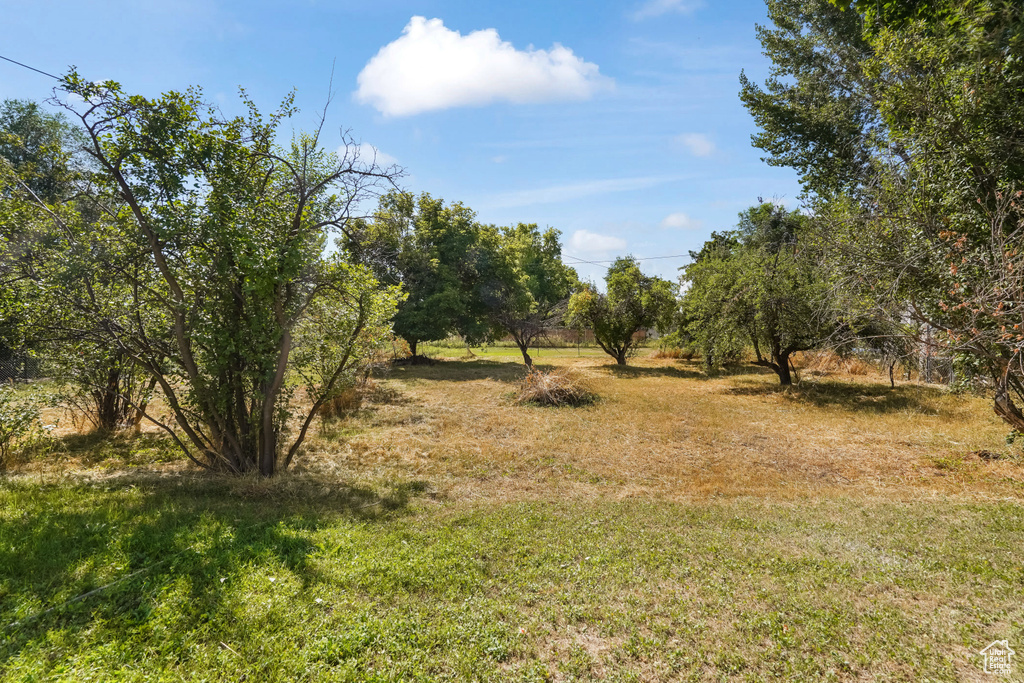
[567,257,676,365]
[480,223,578,368]
[24,73,402,476]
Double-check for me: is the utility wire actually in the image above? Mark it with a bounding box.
[0,53,262,156]
[563,253,691,266]
[0,53,61,81]
[0,51,391,171]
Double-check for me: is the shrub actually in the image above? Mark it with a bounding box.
[653,331,695,360]
[390,337,412,359]
[514,369,596,407]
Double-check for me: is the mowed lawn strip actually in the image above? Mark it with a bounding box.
[1,480,1023,681]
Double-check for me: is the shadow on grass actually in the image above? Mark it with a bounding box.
[54,431,181,466]
[726,378,948,415]
[603,361,770,380]
[391,358,528,383]
[0,473,423,658]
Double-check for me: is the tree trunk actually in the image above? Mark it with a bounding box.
[409,339,418,358]
[994,374,1024,432]
[96,363,122,432]
[889,361,896,388]
[773,352,793,385]
[518,343,533,369]
[615,350,628,365]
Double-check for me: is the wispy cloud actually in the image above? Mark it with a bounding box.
[674,133,715,157]
[344,142,399,167]
[660,212,702,230]
[568,229,627,254]
[487,175,690,208]
[631,0,705,21]
[355,16,611,116]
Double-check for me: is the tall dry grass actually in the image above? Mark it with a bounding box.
[20,351,1020,506]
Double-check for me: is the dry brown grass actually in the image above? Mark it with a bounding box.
[800,349,876,376]
[514,368,596,406]
[316,386,363,418]
[292,354,1023,504]
[652,341,695,360]
[23,353,1023,505]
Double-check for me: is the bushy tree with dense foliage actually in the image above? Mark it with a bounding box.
[350,191,492,357]
[0,99,78,365]
[1,98,163,431]
[479,223,579,368]
[682,204,837,385]
[15,73,402,476]
[568,257,676,366]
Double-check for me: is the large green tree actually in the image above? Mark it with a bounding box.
[738,0,879,200]
[567,257,676,366]
[28,73,402,476]
[682,204,837,385]
[0,99,79,368]
[352,191,490,357]
[1,99,162,431]
[742,0,1024,423]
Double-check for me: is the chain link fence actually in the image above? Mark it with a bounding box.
[0,350,40,383]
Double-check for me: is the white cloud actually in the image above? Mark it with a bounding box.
[341,143,399,167]
[675,133,715,157]
[488,175,687,208]
[568,230,627,254]
[660,212,701,230]
[355,16,610,117]
[632,0,705,20]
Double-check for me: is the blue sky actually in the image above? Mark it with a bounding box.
[0,0,800,284]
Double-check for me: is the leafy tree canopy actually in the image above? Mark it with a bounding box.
[20,72,403,476]
[355,191,490,356]
[479,223,579,367]
[742,0,1024,417]
[682,204,837,385]
[568,257,676,366]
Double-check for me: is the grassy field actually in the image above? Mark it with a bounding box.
[3,354,1024,681]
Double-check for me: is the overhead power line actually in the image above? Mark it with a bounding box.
[0,54,61,81]
[562,253,690,266]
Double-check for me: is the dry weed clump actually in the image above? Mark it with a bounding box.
[801,350,874,376]
[653,347,694,360]
[515,369,596,407]
[317,387,362,419]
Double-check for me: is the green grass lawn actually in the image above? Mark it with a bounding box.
[2,478,1023,681]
